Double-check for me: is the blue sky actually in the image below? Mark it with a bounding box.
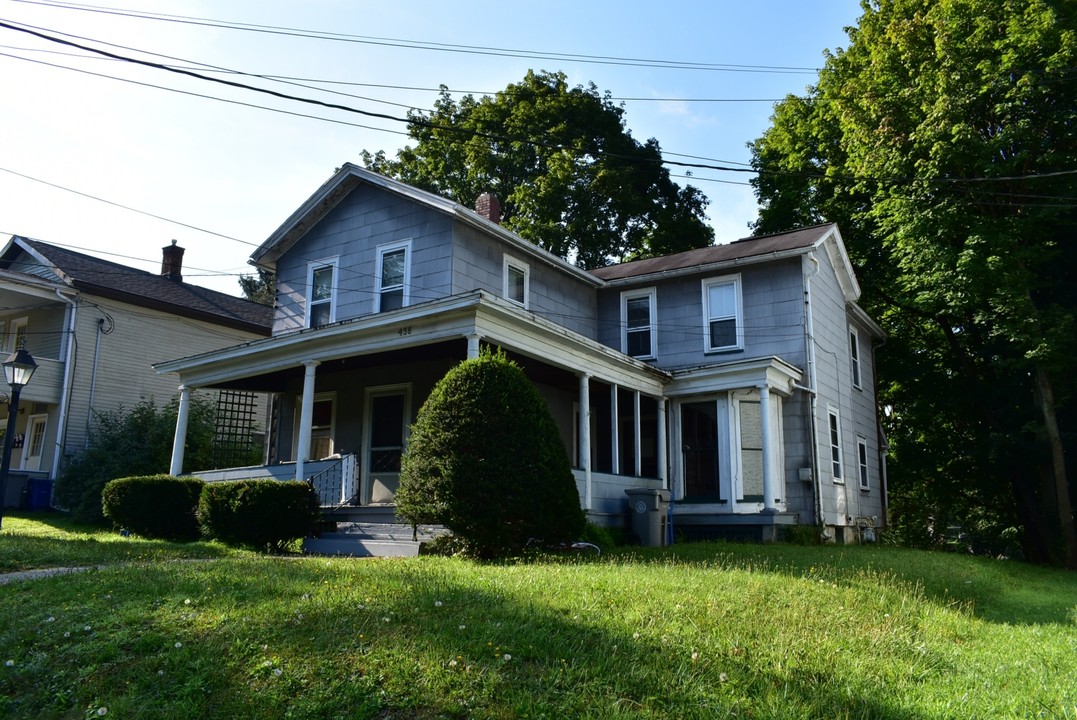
[0,0,863,295]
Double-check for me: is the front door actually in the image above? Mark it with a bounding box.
[21,414,47,472]
[363,386,410,504]
[681,402,720,501]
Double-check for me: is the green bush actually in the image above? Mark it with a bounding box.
[396,348,585,559]
[101,475,204,541]
[198,480,319,553]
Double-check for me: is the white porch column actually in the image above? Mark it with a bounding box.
[633,390,642,477]
[610,383,620,475]
[579,373,592,510]
[760,384,778,513]
[169,386,191,476]
[657,397,667,488]
[295,361,319,482]
[466,333,482,359]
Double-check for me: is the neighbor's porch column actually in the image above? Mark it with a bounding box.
[169,385,191,476]
[657,397,667,489]
[760,384,778,513]
[466,333,482,359]
[610,383,620,475]
[295,360,320,482]
[579,373,592,510]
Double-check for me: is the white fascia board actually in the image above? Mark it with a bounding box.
[473,294,669,394]
[816,225,861,302]
[848,302,885,339]
[0,269,77,301]
[598,246,814,288]
[6,236,73,286]
[665,356,803,398]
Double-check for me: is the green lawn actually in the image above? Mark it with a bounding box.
[1,513,1074,719]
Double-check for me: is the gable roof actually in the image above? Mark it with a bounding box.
[0,236,273,336]
[250,163,601,286]
[590,223,862,301]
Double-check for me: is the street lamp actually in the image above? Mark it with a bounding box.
[0,345,37,529]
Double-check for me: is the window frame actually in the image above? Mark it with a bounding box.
[857,436,870,491]
[827,405,844,483]
[304,257,339,328]
[502,254,530,308]
[621,287,657,360]
[376,240,412,312]
[702,275,743,353]
[850,326,862,389]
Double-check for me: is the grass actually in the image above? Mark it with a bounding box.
[0,513,1074,719]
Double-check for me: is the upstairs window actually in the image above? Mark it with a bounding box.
[377,240,411,312]
[503,255,529,308]
[703,275,742,352]
[622,288,656,359]
[10,317,27,352]
[850,326,862,389]
[306,260,338,328]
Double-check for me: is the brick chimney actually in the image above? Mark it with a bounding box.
[161,239,184,281]
[475,192,501,224]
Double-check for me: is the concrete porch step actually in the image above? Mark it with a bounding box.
[303,521,448,558]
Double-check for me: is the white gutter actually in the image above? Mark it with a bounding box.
[49,289,78,480]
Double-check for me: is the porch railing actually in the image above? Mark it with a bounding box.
[307,453,360,507]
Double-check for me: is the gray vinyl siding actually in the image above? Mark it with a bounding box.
[273,185,455,334]
[451,222,597,338]
[596,258,806,371]
[847,310,885,520]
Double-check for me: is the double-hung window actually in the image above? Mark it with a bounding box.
[622,288,656,359]
[503,255,529,308]
[828,406,843,482]
[850,326,862,389]
[306,259,338,328]
[703,275,742,352]
[376,240,411,312]
[857,436,870,491]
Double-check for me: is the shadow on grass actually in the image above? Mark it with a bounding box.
[0,556,938,720]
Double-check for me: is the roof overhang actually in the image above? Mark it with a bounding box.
[665,356,803,397]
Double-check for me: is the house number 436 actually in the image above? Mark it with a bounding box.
[397,326,412,336]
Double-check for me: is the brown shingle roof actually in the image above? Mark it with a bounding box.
[5,238,273,336]
[590,223,836,281]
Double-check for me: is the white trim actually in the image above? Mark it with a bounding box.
[502,254,530,308]
[827,405,844,483]
[857,435,870,491]
[702,274,743,353]
[376,239,412,312]
[621,287,656,359]
[849,325,862,390]
[304,257,339,328]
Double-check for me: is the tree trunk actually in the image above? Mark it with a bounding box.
[1033,366,1077,569]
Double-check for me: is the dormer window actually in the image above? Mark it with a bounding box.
[377,240,411,312]
[503,255,529,308]
[306,260,338,328]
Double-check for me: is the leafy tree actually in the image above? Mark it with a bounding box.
[55,394,218,523]
[362,70,713,268]
[396,348,585,558]
[750,0,1077,566]
[239,268,276,306]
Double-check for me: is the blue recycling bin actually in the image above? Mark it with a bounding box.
[27,479,53,510]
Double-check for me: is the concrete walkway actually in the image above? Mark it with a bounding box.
[0,565,104,585]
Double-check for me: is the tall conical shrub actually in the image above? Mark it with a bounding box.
[396,348,584,558]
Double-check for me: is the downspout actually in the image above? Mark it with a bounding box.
[49,290,78,480]
[804,254,823,528]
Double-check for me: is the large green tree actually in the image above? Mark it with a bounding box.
[751,0,1077,566]
[362,70,713,268]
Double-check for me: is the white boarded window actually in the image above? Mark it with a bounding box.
[828,406,843,482]
[622,288,656,359]
[503,255,529,307]
[703,275,742,352]
[857,436,870,491]
[850,326,862,389]
[739,400,764,500]
[377,240,411,312]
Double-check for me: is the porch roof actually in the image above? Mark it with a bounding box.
[153,290,670,395]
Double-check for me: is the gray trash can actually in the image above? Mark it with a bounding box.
[625,488,671,546]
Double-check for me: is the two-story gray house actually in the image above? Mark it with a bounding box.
[157,164,886,545]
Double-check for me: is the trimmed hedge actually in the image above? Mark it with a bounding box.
[101,474,205,542]
[396,348,585,558]
[198,479,319,553]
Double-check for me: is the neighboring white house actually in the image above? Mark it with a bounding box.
[156,164,886,544]
[0,236,273,508]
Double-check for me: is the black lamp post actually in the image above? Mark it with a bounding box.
[0,345,37,529]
